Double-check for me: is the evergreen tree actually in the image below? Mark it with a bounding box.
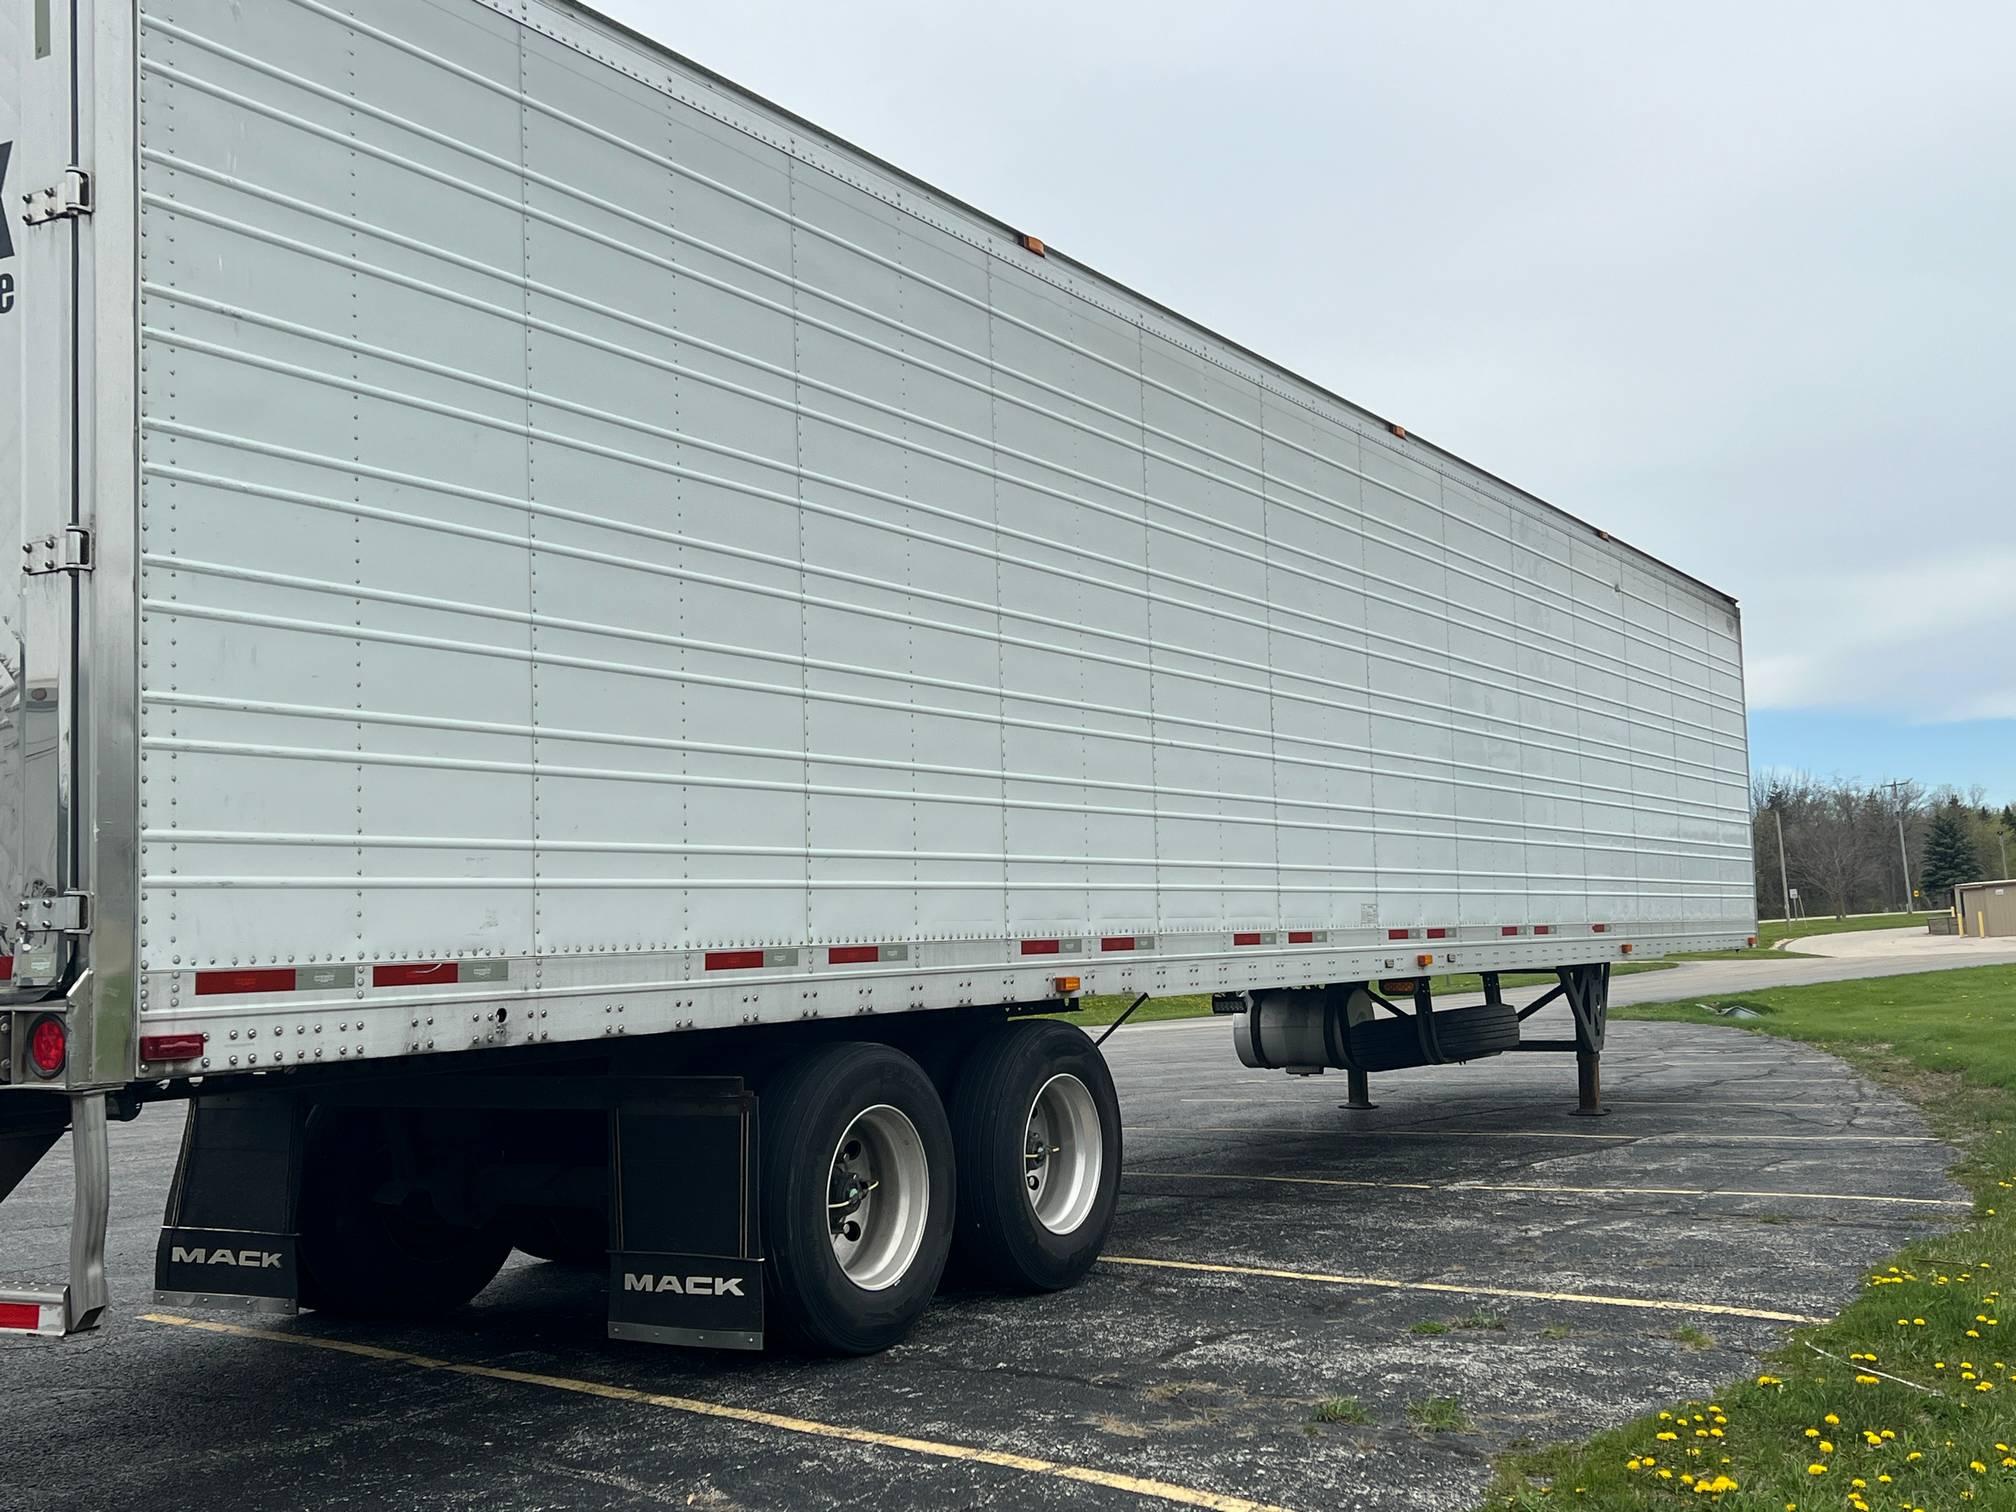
[1921,804,1982,901]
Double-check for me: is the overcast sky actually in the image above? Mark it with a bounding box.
[603,0,2016,799]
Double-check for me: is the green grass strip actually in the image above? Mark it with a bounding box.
[1484,963,2016,1510]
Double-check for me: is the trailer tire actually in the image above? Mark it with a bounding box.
[298,1109,512,1319]
[948,1020,1121,1292]
[1347,1001,1520,1071]
[759,1042,955,1355]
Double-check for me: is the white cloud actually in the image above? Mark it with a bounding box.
[1740,554,2016,720]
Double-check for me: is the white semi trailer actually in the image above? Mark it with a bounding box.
[0,0,1755,1353]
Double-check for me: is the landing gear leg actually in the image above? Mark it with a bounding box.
[1574,1050,1605,1117]
[1564,964,1610,1118]
[1342,1068,1378,1111]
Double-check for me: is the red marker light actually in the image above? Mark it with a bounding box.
[28,1015,66,1078]
[0,1302,44,1331]
[140,1033,206,1063]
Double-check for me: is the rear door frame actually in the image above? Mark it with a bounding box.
[2,0,139,1090]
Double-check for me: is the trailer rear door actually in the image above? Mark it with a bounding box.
[0,0,95,998]
[2,0,140,1089]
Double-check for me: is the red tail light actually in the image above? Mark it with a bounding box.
[0,1301,45,1331]
[28,1015,66,1078]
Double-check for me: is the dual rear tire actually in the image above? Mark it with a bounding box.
[296,1019,1122,1354]
[760,1020,1120,1354]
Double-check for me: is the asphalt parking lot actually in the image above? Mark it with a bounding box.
[0,977,1968,1512]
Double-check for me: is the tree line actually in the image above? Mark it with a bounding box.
[1751,774,2015,920]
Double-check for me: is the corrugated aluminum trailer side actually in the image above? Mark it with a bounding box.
[1,0,1752,1351]
[124,0,1750,1067]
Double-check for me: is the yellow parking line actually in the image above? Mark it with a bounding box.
[1127,1169,1970,1209]
[1128,1126,1935,1144]
[1099,1258,1829,1325]
[140,1314,1291,1512]
[1174,1097,1849,1109]
[1454,1180,1962,1206]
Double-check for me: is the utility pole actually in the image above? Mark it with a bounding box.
[1774,807,1791,923]
[1887,780,1914,913]
[2001,830,2009,881]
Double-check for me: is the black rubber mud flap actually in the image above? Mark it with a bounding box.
[607,1078,765,1350]
[155,1092,305,1314]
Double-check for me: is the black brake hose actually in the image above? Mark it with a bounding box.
[1094,992,1153,1048]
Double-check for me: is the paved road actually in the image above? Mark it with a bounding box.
[1789,924,2016,963]
[0,945,1984,1512]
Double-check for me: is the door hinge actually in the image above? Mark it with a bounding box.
[21,167,93,226]
[22,527,92,576]
[17,891,91,936]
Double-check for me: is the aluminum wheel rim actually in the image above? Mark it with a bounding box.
[827,1104,930,1291]
[1024,1073,1103,1236]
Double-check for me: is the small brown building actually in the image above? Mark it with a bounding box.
[1955,879,2016,938]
